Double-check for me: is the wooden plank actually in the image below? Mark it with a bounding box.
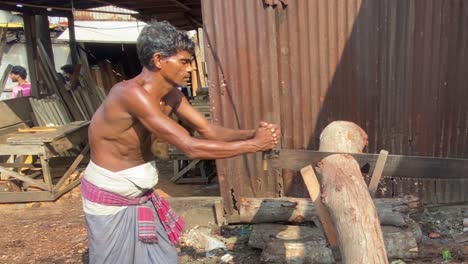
[6,121,88,144]
[273,149,468,179]
[300,165,338,247]
[214,200,225,226]
[67,14,78,66]
[71,88,91,120]
[18,127,57,132]
[0,191,55,203]
[53,176,82,200]
[369,150,389,197]
[0,166,50,190]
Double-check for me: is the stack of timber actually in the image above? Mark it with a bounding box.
[241,196,423,262]
[90,60,125,96]
[190,28,208,97]
[238,121,425,263]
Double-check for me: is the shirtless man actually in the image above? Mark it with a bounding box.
[81,21,280,264]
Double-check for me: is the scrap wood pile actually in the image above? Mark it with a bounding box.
[237,121,427,263]
[189,28,208,97]
[90,59,124,96]
[31,41,106,127]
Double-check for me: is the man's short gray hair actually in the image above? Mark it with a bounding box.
[137,21,195,70]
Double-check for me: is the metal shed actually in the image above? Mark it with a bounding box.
[201,0,468,215]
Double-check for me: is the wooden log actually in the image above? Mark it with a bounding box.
[316,121,388,263]
[317,154,388,262]
[255,224,420,262]
[238,196,422,227]
[249,224,327,249]
[318,121,368,153]
[262,240,335,264]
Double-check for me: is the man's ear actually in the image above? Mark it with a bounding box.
[152,53,165,69]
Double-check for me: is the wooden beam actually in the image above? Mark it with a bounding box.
[36,14,54,66]
[0,4,70,17]
[52,144,89,192]
[0,144,45,156]
[67,14,78,66]
[0,166,50,191]
[168,0,191,11]
[53,177,82,200]
[1,1,136,15]
[39,155,52,188]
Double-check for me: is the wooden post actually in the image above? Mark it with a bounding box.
[35,14,54,67]
[67,13,78,66]
[22,11,39,97]
[315,121,389,263]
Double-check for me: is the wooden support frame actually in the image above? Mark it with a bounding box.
[171,159,216,184]
[0,121,89,203]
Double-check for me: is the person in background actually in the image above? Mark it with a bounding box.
[60,64,74,82]
[9,65,31,98]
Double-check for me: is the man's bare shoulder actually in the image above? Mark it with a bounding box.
[107,80,152,107]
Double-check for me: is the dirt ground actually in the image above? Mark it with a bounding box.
[0,161,467,264]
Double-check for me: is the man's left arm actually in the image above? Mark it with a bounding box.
[167,90,254,141]
[177,100,255,141]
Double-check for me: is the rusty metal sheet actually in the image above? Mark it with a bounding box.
[202,0,468,213]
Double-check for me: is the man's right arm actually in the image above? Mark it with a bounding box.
[121,86,277,159]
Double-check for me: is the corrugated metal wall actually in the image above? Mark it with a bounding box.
[201,0,468,214]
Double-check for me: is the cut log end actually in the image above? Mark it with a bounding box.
[319,121,369,153]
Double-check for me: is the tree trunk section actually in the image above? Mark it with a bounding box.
[257,224,419,263]
[238,196,423,226]
[317,154,388,263]
[318,121,368,153]
[315,121,389,263]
